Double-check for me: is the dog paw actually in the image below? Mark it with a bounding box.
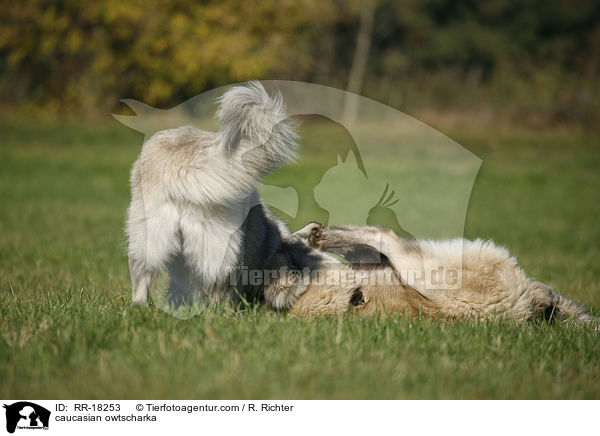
[264,267,309,311]
[306,222,324,249]
[294,221,325,248]
[287,268,303,282]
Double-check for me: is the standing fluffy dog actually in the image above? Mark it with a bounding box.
[127,82,337,308]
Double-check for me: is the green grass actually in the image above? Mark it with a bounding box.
[1,116,599,399]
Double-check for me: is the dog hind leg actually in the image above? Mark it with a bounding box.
[127,202,180,304]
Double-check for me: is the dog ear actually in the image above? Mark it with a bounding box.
[350,288,365,306]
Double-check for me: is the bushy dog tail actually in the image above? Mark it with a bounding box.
[551,291,598,326]
[533,281,598,327]
[216,81,298,167]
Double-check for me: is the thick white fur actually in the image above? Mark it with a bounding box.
[127,82,299,305]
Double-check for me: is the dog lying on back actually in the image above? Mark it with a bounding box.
[290,222,596,325]
[127,82,353,308]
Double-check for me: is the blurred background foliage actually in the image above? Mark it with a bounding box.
[1,0,599,127]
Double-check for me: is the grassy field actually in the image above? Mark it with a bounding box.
[1,116,599,399]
